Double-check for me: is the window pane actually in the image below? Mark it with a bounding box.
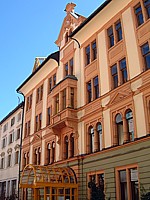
[87,81,92,103]
[120,58,128,83]
[120,170,128,200]
[86,45,90,65]
[142,43,149,55]
[108,26,114,47]
[111,65,118,88]
[135,4,144,26]
[130,168,139,200]
[116,21,122,41]
[144,0,150,18]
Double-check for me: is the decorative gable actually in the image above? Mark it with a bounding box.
[55,3,86,47]
[32,57,46,72]
[31,132,42,144]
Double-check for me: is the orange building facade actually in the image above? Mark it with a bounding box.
[17,0,150,199]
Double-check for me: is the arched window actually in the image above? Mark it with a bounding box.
[47,143,51,164]
[88,126,94,153]
[70,133,74,158]
[64,136,69,159]
[126,109,134,141]
[116,113,123,145]
[52,142,55,163]
[97,122,102,151]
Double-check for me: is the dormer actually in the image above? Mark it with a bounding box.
[55,3,86,49]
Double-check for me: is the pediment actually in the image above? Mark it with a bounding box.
[31,132,42,144]
[107,90,132,106]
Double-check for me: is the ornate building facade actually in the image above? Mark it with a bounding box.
[17,0,150,199]
[0,102,23,199]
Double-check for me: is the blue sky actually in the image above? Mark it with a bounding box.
[0,0,104,121]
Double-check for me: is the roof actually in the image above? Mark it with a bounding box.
[16,51,59,92]
[0,102,24,125]
[69,0,112,37]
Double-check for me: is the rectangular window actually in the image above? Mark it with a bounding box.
[17,112,21,121]
[35,115,38,132]
[12,180,17,195]
[116,166,139,200]
[88,172,105,200]
[2,138,6,148]
[53,74,56,86]
[87,81,92,103]
[92,40,97,60]
[8,155,11,167]
[111,64,118,88]
[65,62,69,76]
[9,133,13,144]
[115,21,122,42]
[11,117,15,126]
[15,151,19,164]
[3,123,8,133]
[70,88,74,108]
[62,89,66,110]
[48,77,52,93]
[141,42,150,70]
[1,158,4,169]
[144,0,150,19]
[135,3,144,26]
[36,85,43,103]
[28,121,30,135]
[85,45,90,65]
[26,94,32,111]
[25,121,30,137]
[119,58,128,84]
[25,123,28,138]
[93,76,99,99]
[39,113,42,130]
[56,94,59,114]
[70,58,74,75]
[16,128,20,140]
[47,107,51,125]
[108,26,114,48]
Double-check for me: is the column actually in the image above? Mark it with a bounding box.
[113,120,118,146]
[123,115,129,143]
[59,91,63,111]
[66,87,70,108]
[94,127,99,152]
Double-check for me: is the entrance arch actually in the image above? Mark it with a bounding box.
[20,164,78,200]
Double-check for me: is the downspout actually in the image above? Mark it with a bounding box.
[17,92,25,200]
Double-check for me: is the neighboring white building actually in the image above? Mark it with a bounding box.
[0,102,23,199]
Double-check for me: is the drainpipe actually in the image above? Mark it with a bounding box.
[17,92,25,200]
